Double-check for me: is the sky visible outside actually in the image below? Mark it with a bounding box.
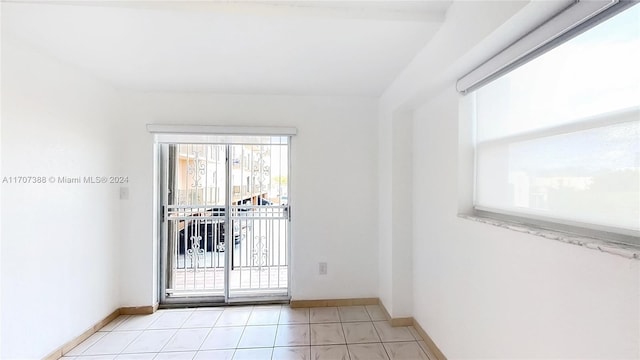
[474,4,640,230]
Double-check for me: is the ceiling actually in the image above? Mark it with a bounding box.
[2,1,451,96]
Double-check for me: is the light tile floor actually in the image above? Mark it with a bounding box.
[63,305,436,360]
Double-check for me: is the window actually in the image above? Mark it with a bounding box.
[461,2,640,244]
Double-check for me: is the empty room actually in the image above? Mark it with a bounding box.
[1,0,638,359]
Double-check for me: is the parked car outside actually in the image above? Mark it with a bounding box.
[177,207,241,254]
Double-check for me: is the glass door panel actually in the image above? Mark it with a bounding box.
[161,144,227,304]
[160,139,290,305]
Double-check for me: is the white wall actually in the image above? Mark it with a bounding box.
[0,36,122,359]
[377,105,393,313]
[378,109,414,318]
[381,0,640,358]
[413,87,639,359]
[118,92,379,306]
[378,0,531,319]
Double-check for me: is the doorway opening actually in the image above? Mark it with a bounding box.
[158,136,291,305]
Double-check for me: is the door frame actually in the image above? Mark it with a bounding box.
[150,128,296,307]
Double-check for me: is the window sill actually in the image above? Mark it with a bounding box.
[458,214,640,260]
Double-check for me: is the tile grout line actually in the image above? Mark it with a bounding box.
[83,327,144,357]
[156,313,184,355]
[193,318,217,356]
[340,320,353,360]
[268,307,281,349]
[68,305,431,360]
[231,307,252,355]
[370,318,392,360]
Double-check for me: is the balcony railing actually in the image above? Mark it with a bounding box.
[165,204,289,296]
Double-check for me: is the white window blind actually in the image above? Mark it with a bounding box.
[457,0,619,94]
[147,125,296,145]
[471,3,640,236]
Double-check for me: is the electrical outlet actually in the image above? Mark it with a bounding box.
[319,262,327,275]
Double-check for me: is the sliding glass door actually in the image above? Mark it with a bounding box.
[159,136,290,305]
